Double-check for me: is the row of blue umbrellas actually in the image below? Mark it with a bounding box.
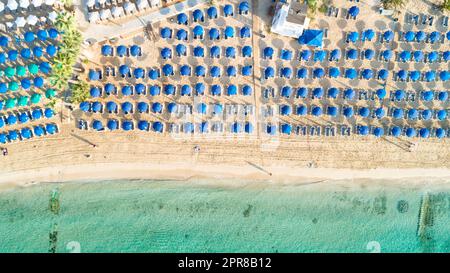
[0,108,53,128]
[0,29,59,47]
[161,44,251,59]
[357,125,446,139]
[161,25,251,39]
[278,103,447,121]
[264,66,389,80]
[403,30,448,43]
[396,50,448,62]
[0,45,58,63]
[396,70,449,82]
[176,2,248,25]
[0,123,58,143]
[94,119,164,133]
[101,44,141,57]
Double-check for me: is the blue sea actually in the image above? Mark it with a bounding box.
[0,179,449,253]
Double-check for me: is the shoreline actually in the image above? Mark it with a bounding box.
[1,162,450,192]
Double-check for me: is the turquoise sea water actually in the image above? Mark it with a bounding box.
[0,179,449,253]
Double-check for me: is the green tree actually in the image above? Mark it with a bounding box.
[70,81,90,104]
[439,0,450,12]
[381,0,409,10]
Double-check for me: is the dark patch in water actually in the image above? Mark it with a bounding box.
[373,196,387,215]
[243,205,253,217]
[397,200,409,213]
[158,204,164,210]
[312,218,318,224]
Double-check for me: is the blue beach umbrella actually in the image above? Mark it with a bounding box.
[207,6,218,19]
[312,87,324,98]
[104,83,116,95]
[264,47,274,59]
[266,124,277,135]
[422,91,434,101]
[197,103,207,114]
[149,85,161,96]
[297,68,308,79]
[281,124,292,135]
[419,128,430,138]
[364,49,374,60]
[416,31,426,42]
[280,67,291,78]
[232,122,242,133]
[408,109,418,120]
[348,6,359,17]
[397,70,407,81]
[177,13,188,25]
[404,31,415,42]
[421,109,432,120]
[392,108,404,119]
[193,9,204,22]
[373,127,384,138]
[116,45,127,57]
[209,28,220,40]
[8,130,18,141]
[180,65,191,76]
[264,67,274,78]
[133,68,144,79]
[195,65,206,77]
[88,70,100,81]
[181,85,192,96]
[92,120,103,131]
[409,70,420,82]
[194,46,204,57]
[312,106,322,116]
[383,30,394,42]
[440,71,449,81]
[242,85,252,96]
[88,102,101,114]
[135,83,146,95]
[328,106,338,117]
[428,51,438,62]
[345,68,357,79]
[195,83,205,95]
[80,101,90,112]
[226,66,237,77]
[160,27,172,39]
[313,68,324,78]
[138,120,149,131]
[243,46,252,57]
[48,28,59,39]
[122,101,133,113]
[358,126,369,136]
[152,102,162,113]
[391,126,401,137]
[45,124,57,135]
[425,71,436,82]
[184,122,194,133]
[101,45,113,56]
[242,66,252,76]
[0,36,8,47]
[437,110,447,121]
[239,1,250,14]
[343,107,354,118]
[37,30,48,41]
[176,29,188,41]
[152,121,163,133]
[193,25,204,38]
[33,46,43,58]
[164,84,175,95]
[399,50,411,62]
[90,87,101,97]
[438,91,448,101]
[281,49,292,60]
[406,128,416,138]
[211,85,221,96]
[301,49,312,61]
[359,107,370,118]
[362,69,373,79]
[362,29,375,41]
[161,47,172,59]
[330,49,341,61]
[176,44,187,56]
[395,89,406,100]
[21,128,32,139]
[281,86,292,98]
[224,4,233,16]
[137,102,149,113]
[413,51,424,62]
[20,48,31,59]
[347,31,359,43]
[106,101,118,113]
[162,64,174,76]
[376,88,386,99]
[382,50,392,61]
[24,32,35,43]
[21,78,31,89]
[347,49,358,59]
[211,46,220,58]
[8,50,18,61]
[32,109,42,120]
[436,128,446,139]
[329,67,340,78]
[148,69,159,79]
[33,125,44,137]
[443,51,450,62]
[429,31,440,43]
[19,112,29,123]
[378,69,388,80]
[122,120,134,131]
[328,87,339,99]
[240,26,251,38]
[296,105,307,116]
[224,26,234,38]
[167,103,178,113]
[33,77,44,88]
[130,45,141,57]
[375,107,385,119]
[245,123,253,134]
[121,85,132,96]
[344,88,355,100]
[0,133,7,143]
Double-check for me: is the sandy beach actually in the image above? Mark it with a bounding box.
[1,0,449,190]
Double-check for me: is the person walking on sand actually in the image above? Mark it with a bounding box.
[2,148,8,156]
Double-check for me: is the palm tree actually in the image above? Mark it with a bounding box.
[70,81,90,104]
[381,0,409,10]
[439,0,450,12]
